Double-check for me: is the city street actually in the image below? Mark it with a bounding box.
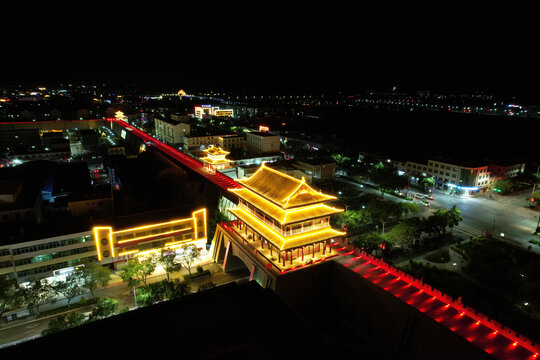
[0,263,248,347]
[335,176,539,251]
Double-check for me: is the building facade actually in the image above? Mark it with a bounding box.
[0,231,96,285]
[182,135,220,151]
[393,158,525,193]
[246,131,280,154]
[218,134,246,152]
[154,117,190,145]
[194,105,234,119]
[93,209,208,268]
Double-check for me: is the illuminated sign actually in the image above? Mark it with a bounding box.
[259,125,269,132]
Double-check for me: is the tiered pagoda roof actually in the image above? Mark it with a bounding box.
[228,163,345,251]
[233,163,337,209]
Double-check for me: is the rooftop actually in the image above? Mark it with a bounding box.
[234,163,336,209]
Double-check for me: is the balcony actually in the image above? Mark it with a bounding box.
[221,221,342,273]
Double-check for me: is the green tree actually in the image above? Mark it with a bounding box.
[352,232,387,253]
[80,263,111,300]
[331,153,352,174]
[159,250,182,281]
[42,312,85,336]
[421,176,435,191]
[178,246,201,275]
[332,209,370,231]
[444,205,463,233]
[89,297,118,321]
[0,277,20,319]
[53,271,85,307]
[369,164,408,198]
[422,212,448,238]
[493,179,514,194]
[400,202,419,218]
[119,256,157,288]
[386,219,422,249]
[16,279,57,315]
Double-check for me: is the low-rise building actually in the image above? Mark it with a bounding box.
[392,156,525,193]
[294,159,335,183]
[154,117,190,145]
[218,134,246,152]
[246,131,280,155]
[0,231,96,285]
[93,209,209,268]
[194,105,234,119]
[183,135,220,151]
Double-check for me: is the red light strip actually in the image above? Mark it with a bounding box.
[340,243,540,359]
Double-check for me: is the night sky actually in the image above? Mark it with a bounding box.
[1,2,539,98]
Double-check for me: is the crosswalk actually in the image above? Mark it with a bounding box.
[455,223,484,238]
[515,207,538,219]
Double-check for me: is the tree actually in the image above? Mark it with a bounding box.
[332,209,370,231]
[178,246,201,275]
[16,279,57,315]
[369,164,407,198]
[159,250,182,281]
[331,153,352,175]
[80,263,111,300]
[42,312,85,336]
[400,202,419,218]
[88,297,118,321]
[422,212,448,238]
[445,205,463,233]
[421,176,435,191]
[493,179,514,194]
[0,277,19,319]
[53,271,85,307]
[387,220,421,249]
[119,256,157,288]
[352,232,386,253]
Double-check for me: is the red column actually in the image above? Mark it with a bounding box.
[323,242,326,255]
[290,251,293,265]
[282,252,285,266]
[329,240,332,254]
[312,245,315,257]
[270,244,273,256]
[301,247,304,261]
[261,239,264,249]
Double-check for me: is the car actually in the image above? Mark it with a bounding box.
[415,194,423,199]
[424,195,434,200]
[421,199,430,206]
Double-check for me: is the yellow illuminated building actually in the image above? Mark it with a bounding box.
[194,105,234,118]
[226,163,345,268]
[200,145,233,173]
[93,209,207,266]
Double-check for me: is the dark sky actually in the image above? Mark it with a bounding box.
[2,2,539,97]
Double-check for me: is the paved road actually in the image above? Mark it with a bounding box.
[336,176,539,251]
[0,263,248,347]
